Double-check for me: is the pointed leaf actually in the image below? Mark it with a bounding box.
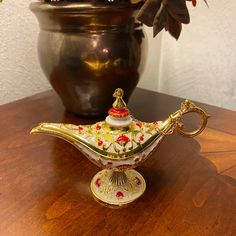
[153,5,168,37]
[137,0,162,27]
[166,14,182,40]
[168,0,190,24]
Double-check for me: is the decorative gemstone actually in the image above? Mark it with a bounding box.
[95,178,101,188]
[96,125,102,130]
[117,135,130,143]
[135,177,141,185]
[98,140,103,146]
[139,135,144,142]
[79,126,83,131]
[153,121,158,125]
[136,123,142,128]
[116,191,124,198]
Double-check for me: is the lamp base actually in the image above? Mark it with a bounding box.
[90,169,146,207]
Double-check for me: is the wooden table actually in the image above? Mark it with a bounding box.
[1,88,236,236]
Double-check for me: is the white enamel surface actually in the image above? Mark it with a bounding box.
[0,1,51,105]
[105,115,132,128]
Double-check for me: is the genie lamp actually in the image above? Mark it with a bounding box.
[31,88,209,207]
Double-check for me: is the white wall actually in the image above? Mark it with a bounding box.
[0,0,51,105]
[0,0,235,111]
[140,0,236,110]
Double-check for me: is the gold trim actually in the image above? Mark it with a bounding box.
[175,100,210,137]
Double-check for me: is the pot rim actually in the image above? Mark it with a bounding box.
[30,2,142,13]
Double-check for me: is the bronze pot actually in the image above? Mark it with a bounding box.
[30,2,147,117]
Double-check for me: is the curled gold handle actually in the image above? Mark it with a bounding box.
[174,100,210,138]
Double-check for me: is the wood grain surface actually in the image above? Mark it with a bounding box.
[0,88,235,236]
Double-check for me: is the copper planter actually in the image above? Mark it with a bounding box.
[30,2,147,117]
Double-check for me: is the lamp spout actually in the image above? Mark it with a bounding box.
[30,122,81,145]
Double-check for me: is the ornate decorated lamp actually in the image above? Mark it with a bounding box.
[31,88,209,207]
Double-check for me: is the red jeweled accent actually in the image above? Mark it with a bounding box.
[98,140,103,146]
[136,122,142,128]
[117,135,130,143]
[139,135,144,142]
[108,107,130,118]
[95,178,101,188]
[96,125,102,130]
[78,126,83,131]
[153,121,158,125]
[135,177,141,185]
[116,191,124,198]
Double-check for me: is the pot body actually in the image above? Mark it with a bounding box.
[30,2,147,117]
